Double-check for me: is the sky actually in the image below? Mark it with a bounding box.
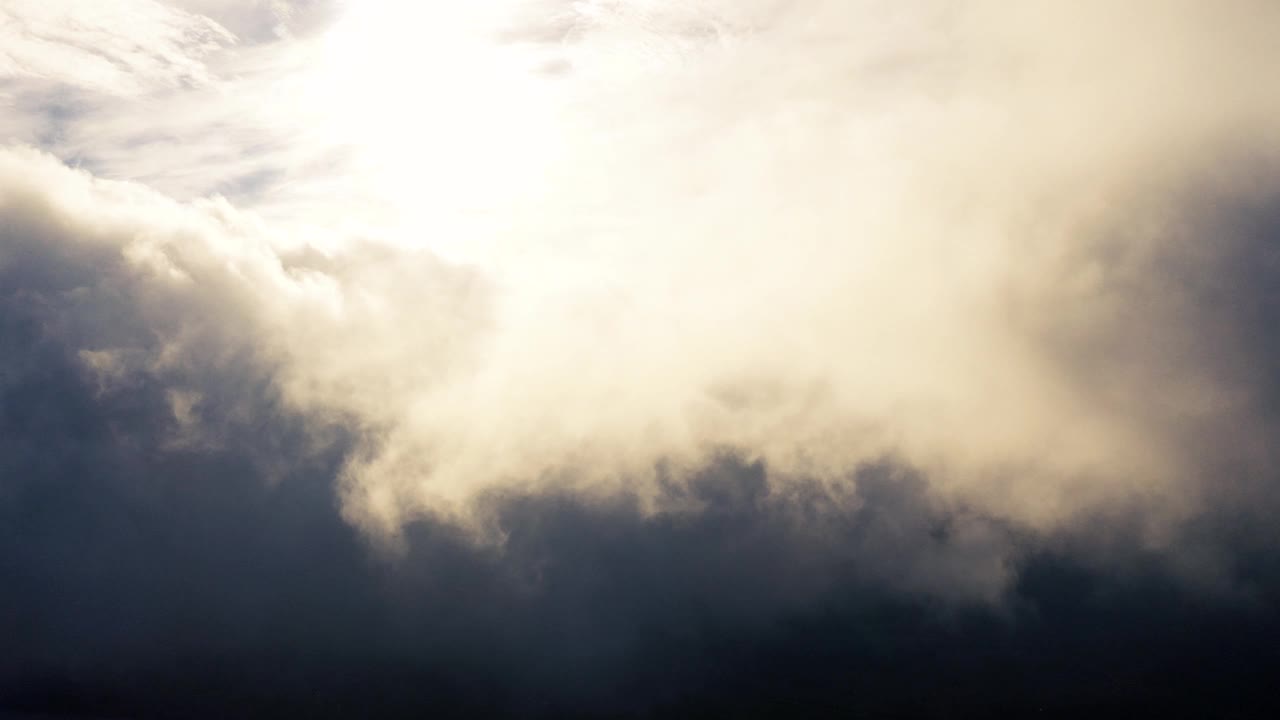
[3,1,1280,717]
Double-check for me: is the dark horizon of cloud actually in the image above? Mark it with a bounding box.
[2,329,1280,720]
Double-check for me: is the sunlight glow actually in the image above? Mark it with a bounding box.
[305,0,566,262]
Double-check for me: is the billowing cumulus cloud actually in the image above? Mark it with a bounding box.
[4,0,1280,717]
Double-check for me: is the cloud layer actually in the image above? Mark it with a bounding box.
[4,0,1280,716]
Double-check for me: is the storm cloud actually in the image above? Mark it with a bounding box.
[4,0,1280,717]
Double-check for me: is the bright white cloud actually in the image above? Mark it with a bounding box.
[3,0,1280,560]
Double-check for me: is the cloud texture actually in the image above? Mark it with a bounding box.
[4,0,1280,716]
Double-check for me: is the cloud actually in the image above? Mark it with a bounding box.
[1,0,1278,553]
[3,260,1278,716]
[166,0,338,41]
[4,1,1280,715]
[2,268,1279,716]
[290,0,1280,543]
[0,0,234,95]
[0,0,355,227]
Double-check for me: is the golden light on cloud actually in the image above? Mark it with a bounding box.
[4,0,1280,549]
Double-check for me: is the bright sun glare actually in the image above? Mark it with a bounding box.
[305,0,565,263]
